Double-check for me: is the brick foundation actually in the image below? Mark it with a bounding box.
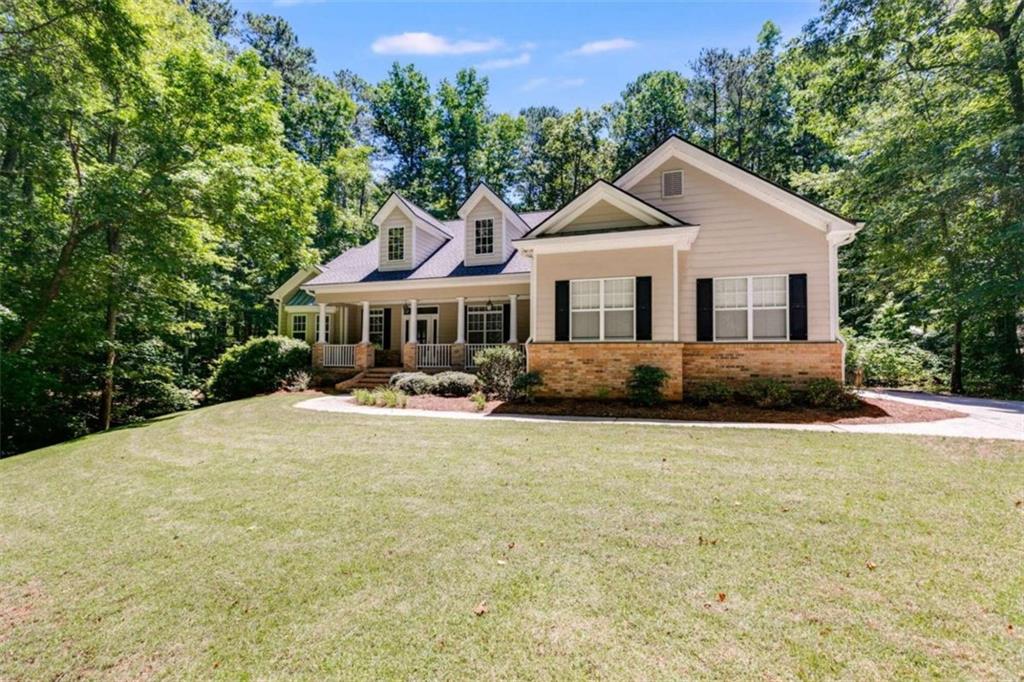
[354,342,374,370]
[312,342,325,369]
[451,342,466,369]
[681,342,842,388]
[402,342,418,370]
[526,341,843,400]
[528,343,684,400]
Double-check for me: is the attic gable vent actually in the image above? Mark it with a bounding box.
[662,170,684,198]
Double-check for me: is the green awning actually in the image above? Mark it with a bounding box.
[286,290,315,306]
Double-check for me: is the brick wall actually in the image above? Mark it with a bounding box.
[681,342,842,388]
[526,341,844,401]
[527,343,684,400]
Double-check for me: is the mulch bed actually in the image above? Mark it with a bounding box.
[402,394,965,425]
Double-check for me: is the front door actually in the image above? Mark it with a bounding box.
[404,316,437,344]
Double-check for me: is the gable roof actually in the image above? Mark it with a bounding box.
[268,265,322,301]
[521,180,695,239]
[613,135,861,234]
[372,192,452,240]
[304,210,552,288]
[458,182,529,234]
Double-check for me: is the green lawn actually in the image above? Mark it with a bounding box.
[2,393,1022,679]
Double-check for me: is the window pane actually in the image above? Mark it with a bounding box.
[474,219,494,255]
[604,278,634,309]
[753,309,787,339]
[604,310,633,339]
[571,311,599,339]
[388,226,404,260]
[485,329,504,343]
[570,280,600,310]
[714,278,747,308]
[753,276,786,307]
[715,310,747,340]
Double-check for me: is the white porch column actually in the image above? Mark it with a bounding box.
[360,301,370,344]
[507,294,518,343]
[408,299,418,343]
[456,297,466,343]
[317,303,327,343]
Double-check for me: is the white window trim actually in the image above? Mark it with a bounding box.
[466,304,504,344]
[569,276,636,342]
[473,217,495,256]
[315,313,331,341]
[386,224,405,262]
[368,307,385,346]
[291,314,307,339]
[661,169,684,198]
[712,274,790,342]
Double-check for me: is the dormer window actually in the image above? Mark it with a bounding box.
[474,218,494,255]
[387,225,405,261]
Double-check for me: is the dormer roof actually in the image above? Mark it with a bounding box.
[371,192,452,240]
[458,183,528,234]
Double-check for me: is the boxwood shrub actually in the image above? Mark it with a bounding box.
[206,336,310,402]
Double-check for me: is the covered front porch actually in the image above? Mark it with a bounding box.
[309,287,529,371]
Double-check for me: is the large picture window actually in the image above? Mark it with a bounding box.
[570,277,635,341]
[387,225,405,261]
[368,308,385,347]
[291,314,307,340]
[467,305,503,344]
[714,275,788,341]
[474,218,494,255]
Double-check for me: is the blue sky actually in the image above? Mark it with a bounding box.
[235,1,822,113]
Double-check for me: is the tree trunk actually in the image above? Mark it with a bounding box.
[98,125,120,431]
[951,317,964,394]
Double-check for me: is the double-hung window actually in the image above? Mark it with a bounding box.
[570,277,635,341]
[291,314,307,340]
[368,308,385,347]
[314,313,331,342]
[387,225,405,261]
[474,218,494,255]
[713,275,788,341]
[467,305,503,344]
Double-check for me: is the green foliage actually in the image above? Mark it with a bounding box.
[686,381,734,406]
[470,391,487,411]
[474,345,525,400]
[846,333,944,390]
[206,336,310,401]
[389,372,438,395]
[431,371,480,397]
[626,365,670,407]
[803,378,859,411]
[739,378,793,409]
[611,71,692,173]
[512,371,544,403]
[353,386,406,408]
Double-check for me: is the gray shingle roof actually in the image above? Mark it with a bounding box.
[307,210,552,287]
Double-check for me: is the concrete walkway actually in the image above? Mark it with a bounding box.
[295,390,1024,441]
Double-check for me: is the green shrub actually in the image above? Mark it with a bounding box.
[739,378,793,409]
[803,378,860,411]
[432,371,479,397]
[352,388,373,405]
[372,386,407,408]
[627,364,670,407]
[475,345,525,400]
[594,385,611,400]
[206,336,310,402]
[845,333,944,389]
[389,372,438,395]
[512,371,544,402]
[686,381,733,406]
[470,391,487,411]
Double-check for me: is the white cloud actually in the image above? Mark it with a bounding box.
[520,77,585,92]
[519,41,538,51]
[371,32,502,56]
[568,38,637,56]
[477,52,531,70]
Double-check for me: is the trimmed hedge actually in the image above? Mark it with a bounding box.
[206,336,310,401]
[627,365,669,406]
[738,378,793,409]
[389,371,479,397]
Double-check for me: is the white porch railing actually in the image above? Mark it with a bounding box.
[323,344,356,368]
[417,343,452,368]
[467,343,523,368]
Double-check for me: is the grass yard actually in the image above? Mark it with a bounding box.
[2,393,1022,679]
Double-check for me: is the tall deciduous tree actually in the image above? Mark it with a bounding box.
[610,71,692,173]
[369,62,435,205]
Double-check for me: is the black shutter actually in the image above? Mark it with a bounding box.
[555,280,570,341]
[696,278,713,341]
[636,276,652,340]
[502,303,511,342]
[789,274,808,340]
[382,308,392,349]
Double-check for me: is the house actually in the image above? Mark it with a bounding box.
[271,136,861,399]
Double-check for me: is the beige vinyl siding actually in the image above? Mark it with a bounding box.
[465,198,505,265]
[415,226,445,265]
[630,159,832,341]
[557,200,647,234]
[534,246,674,342]
[378,207,412,271]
